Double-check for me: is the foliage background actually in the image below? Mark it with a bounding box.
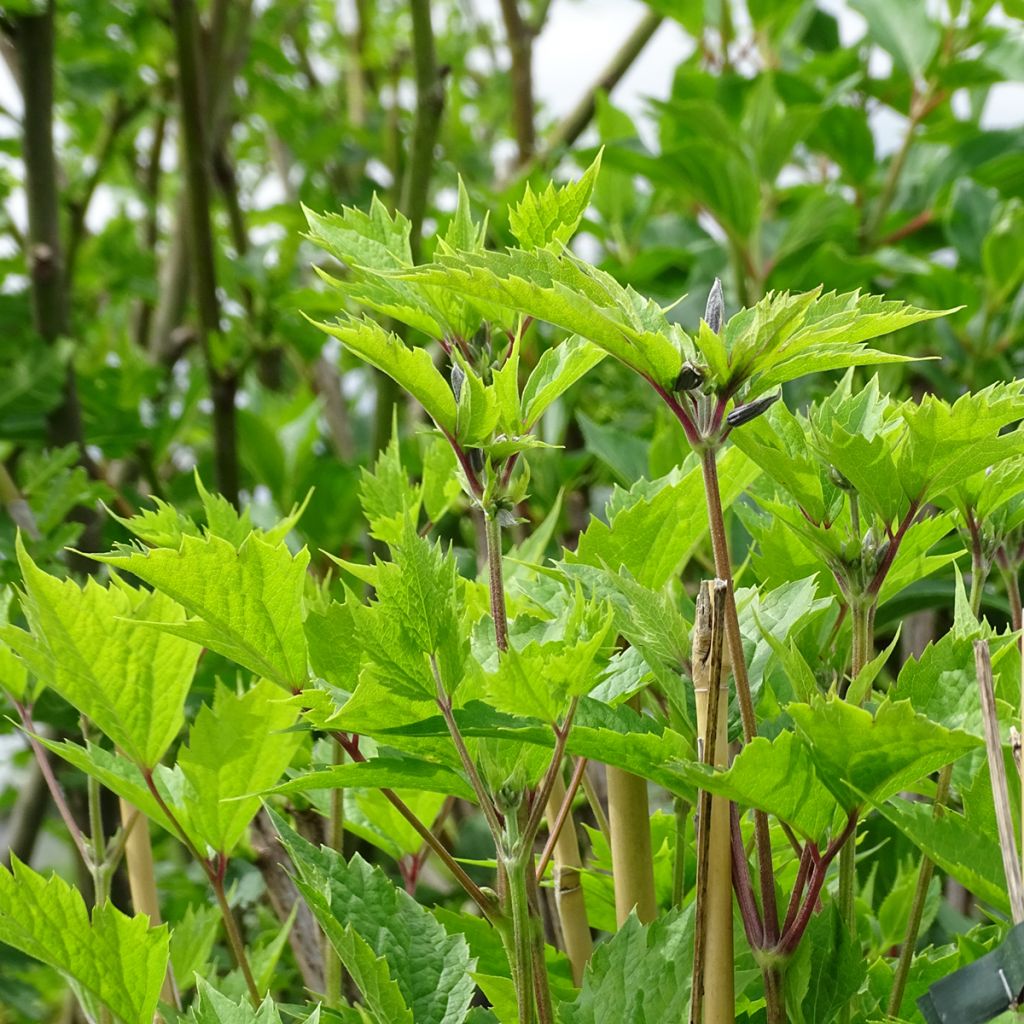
[0,0,1023,1021]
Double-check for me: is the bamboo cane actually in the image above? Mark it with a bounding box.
[690,580,733,1024]
[543,771,592,982]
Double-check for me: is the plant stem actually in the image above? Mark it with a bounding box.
[400,0,445,261]
[690,580,734,1024]
[835,599,874,1024]
[886,764,952,1017]
[335,733,497,917]
[699,447,778,944]
[13,703,91,867]
[504,815,537,1024]
[210,859,261,1004]
[606,697,656,926]
[486,513,510,652]
[324,737,345,1007]
[538,768,592,984]
[672,797,689,909]
[525,865,555,1024]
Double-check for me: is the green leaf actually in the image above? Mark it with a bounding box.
[359,428,422,545]
[566,447,760,588]
[508,150,602,249]
[270,756,475,802]
[898,383,1024,504]
[271,810,475,1024]
[305,597,360,691]
[731,290,941,400]
[7,537,200,767]
[324,926,414,1024]
[452,352,499,445]
[355,522,466,699]
[789,697,980,811]
[873,798,1010,915]
[483,595,614,722]
[92,532,309,691]
[170,904,221,993]
[176,679,304,854]
[850,0,940,78]
[304,196,412,270]
[561,908,694,1024]
[306,314,457,435]
[0,856,169,1024]
[401,247,687,387]
[520,335,606,428]
[784,902,865,1024]
[669,731,838,842]
[188,977,321,1024]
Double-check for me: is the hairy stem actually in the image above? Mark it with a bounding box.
[324,738,345,1006]
[486,513,510,652]
[210,860,261,1004]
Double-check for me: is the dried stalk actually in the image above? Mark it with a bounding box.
[975,639,1024,923]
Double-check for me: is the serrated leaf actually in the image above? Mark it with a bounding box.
[789,696,981,811]
[565,447,759,588]
[170,903,220,992]
[669,731,838,842]
[873,798,1009,915]
[359,429,422,545]
[483,596,614,722]
[401,247,686,387]
[188,977,321,1024]
[784,902,865,1024]
[520,335,606,428]
[7,537,200,767]
[324,926,414,1024]
[355,522,466,699]
[271,810,475,1024]
[0,857,168,1024]
[91,533,309,691]
[177,680,304,854]
[509,151,602,249]
[270,756,475,802]
[308,314,457,435]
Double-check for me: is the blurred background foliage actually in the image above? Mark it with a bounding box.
[0,0,1021,1018]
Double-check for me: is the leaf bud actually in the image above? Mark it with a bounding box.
[829,465,854,491]
[704,277,725,334]
[673,361,705,392]
[450,363,466,402]
[726,390,781,428]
